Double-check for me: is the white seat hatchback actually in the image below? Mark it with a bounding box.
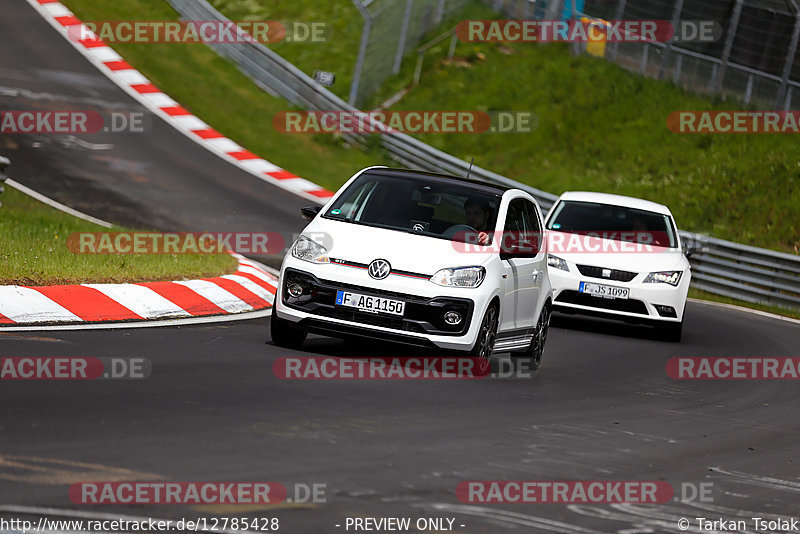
[544,191,692,342]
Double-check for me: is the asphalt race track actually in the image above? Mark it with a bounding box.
[3,1,800,532]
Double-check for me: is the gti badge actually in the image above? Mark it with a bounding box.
[368,259,391,280]
[602,268,611,278]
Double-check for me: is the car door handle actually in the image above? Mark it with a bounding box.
[532,270,540,281]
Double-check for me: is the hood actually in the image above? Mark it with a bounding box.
[304,218,493,275]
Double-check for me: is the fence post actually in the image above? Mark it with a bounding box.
[349,0,372,106]
[434,0,446,26]
[393,0,414,74]
[776,6,800,110]
[716,0,744,93]
[569,0,580,56]
[608,0,627,61]
[658,0,684,80]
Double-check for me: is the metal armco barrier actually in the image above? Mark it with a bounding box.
[0,156,9,208]
[167,0,800,312]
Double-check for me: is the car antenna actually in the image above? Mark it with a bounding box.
[465,157,474,180]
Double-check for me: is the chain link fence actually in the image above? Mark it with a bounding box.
[488,0,800,110]
[348,0,469,106]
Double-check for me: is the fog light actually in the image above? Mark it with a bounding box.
[444,311,462,325]
[654,304,677,318]
[287,283,304,298]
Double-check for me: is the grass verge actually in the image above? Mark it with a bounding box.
[0,186,236,286]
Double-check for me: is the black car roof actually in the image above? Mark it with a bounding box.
[361,167,511,195]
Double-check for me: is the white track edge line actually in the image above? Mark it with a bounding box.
[6,179,113,228]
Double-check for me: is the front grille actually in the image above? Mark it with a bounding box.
[576,264,637,282]
[555,290,648,315]
[282,268,472,336]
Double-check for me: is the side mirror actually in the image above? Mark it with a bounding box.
[499,233,540,260]
[682,237,704,258]
[684,244,702,258]
[301,205,322,221]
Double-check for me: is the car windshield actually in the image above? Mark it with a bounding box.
[323,172,501,244]
[546,200,678,248]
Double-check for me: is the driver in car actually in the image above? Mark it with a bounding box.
[464,197,492,245]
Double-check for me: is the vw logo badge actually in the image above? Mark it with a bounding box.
[368,259,391,280]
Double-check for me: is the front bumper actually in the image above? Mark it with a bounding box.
[548,264,689,325]
[275,259,492,350]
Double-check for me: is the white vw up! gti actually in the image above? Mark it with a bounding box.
[271,167,553,371]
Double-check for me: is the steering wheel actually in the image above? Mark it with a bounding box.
[443,224,478,239]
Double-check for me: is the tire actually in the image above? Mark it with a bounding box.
[469,305,499,376]
[660,319,683,343]
[511,304,551,372]
[270,309,308,349]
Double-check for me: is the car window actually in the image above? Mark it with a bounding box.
[546,200,678,248]
[502,198,540,255]
[324,172,501,244]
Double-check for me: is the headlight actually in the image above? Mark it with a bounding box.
[547,254,569,272]
[643,270,682,286]
[430,266,485,288]
[291,235,330,264]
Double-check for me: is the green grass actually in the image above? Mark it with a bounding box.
[206,0,363,101]
[0,187,236,285]
[372,41,800,253]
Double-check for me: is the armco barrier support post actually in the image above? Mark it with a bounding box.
[0,156,9,208]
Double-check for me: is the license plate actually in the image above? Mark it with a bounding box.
[335,290,405,316]
[579,281,630,299]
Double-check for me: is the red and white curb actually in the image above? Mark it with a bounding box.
[25,0,334,204]
[0,255,277,326]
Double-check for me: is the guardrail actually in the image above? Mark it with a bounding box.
[0,156,9,208]
[166,0,800,313]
